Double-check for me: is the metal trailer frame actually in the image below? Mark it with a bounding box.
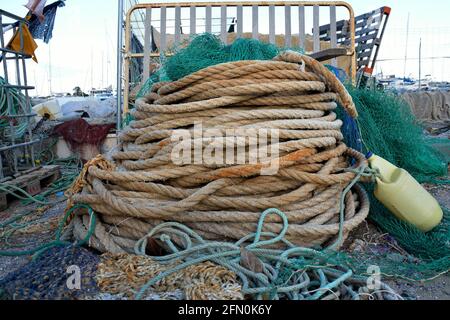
[319,6,391,80]
[118,1,357,126]
[0,9,38,179]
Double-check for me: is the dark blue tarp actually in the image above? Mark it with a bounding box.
[28,0,65,44]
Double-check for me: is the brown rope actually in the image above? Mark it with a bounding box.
[68,52,368,254]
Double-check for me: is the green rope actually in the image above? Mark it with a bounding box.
[0,184,53,205]
[0,158,80,206]
[133,207,399,300]
[0,203,96,260]
[134,209,349,300]
[328,164,379,251]
[0,76,30,140]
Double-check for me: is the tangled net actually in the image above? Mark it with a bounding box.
[130,209,401,300]
[0,246,99,300]
[337,88,450,279]
[67,51,369,253]
[96,253,243,300]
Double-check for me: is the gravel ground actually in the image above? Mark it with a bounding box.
[0,198,68,282]
[390,182,450,300]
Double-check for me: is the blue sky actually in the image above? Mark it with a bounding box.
[1,0,449,95]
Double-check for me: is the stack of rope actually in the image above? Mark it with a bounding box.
[67,51,370,253]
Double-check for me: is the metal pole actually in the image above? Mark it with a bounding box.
[116,0,124,132]
[0,15,18,174]
[403,12,410,85]
[21,43,35,168]
[48,42,52,95]
[0,10,37,178]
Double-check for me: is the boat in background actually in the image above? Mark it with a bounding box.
[376,74,450,92]
[90,88,114,101]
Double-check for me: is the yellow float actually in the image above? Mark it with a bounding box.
[368,153,443,232]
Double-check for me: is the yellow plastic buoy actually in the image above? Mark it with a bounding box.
[368,153,443,232]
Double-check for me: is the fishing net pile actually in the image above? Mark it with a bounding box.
[339,87,448,183]
[337,88,450,280]
[67,50,371,254]
[95,253,243,300]
[0,246,99,300]
[135,34,289,105]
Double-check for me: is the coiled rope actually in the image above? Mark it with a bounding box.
[134,207,400,300]
[0,76,29,140]
[68,51,370,253]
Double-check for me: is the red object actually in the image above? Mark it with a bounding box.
[364,67,374,75]
[26,180,41,196]
[53,118,115,153]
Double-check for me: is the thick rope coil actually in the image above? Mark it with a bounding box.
[68,51,368,253]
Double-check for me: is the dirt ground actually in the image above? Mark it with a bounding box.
[340,178,450,300]
[388,182,450,300]
[0,199,68,281]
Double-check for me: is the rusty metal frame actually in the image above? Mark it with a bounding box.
[123,1,356,115]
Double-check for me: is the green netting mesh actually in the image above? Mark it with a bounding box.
[164,34,280,80]
[342,87,448,183]
[136,33,302,100]
[134,34,450,281]
[338,87,450,280]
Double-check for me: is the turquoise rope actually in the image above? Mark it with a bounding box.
[0,76,30,139]
[134,209,356,300]
[327,164,379,251]
[0,184,56,205]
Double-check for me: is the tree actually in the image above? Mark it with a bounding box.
[73,86,88,97]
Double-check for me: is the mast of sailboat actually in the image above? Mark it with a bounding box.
[403,12,410,85]
[102,50,104,89]
[117,0,124,131]
[48,42,52,95]
[90,47,94,92]
[418,38,422,91]
[106,50,110,89]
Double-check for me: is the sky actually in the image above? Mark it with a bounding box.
[1,0,449,96]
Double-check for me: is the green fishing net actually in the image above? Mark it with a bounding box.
[338,87,450,281]
[342,87,448,183]
[133,34,450,281]
[136,33,298,100]
[164,34,280,80]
